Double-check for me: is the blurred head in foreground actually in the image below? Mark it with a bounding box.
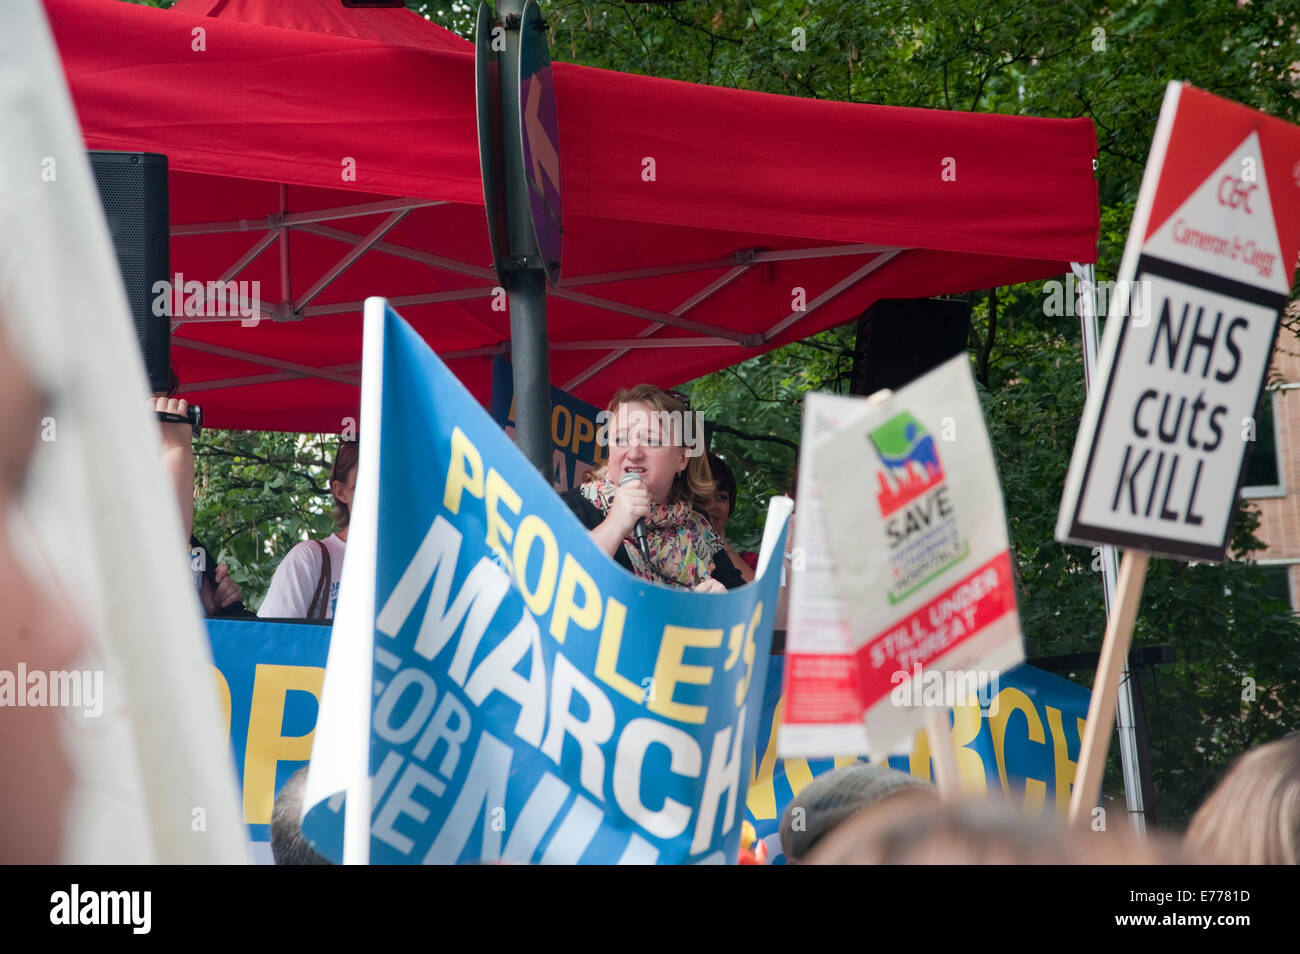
[0,319,88,863]
[805,795,1189,865]
[1184,734,1300,865]
[271,766,332,865]
[781,763,938,863]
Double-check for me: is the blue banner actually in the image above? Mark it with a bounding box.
[746,657,1092,863]
[207,618,330,851]
[301,303,788,864]
[489,354,607,491]
[207,621,1088,865]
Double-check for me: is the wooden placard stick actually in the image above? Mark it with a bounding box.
[927,710,961,801]
[1068,549,1150,824]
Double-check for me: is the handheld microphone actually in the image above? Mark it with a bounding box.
[618,472,652,562]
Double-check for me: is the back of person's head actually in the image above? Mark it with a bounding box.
[329,438,359,530]
[806,795,1189,865]
[781,762,938,863]
[601,384,711,504]
[271,766,332,865]
[1185,734,1300,864]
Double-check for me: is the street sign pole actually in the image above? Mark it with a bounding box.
[476,0,562,475]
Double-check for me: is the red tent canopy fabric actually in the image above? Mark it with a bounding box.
[47,0,1099,432]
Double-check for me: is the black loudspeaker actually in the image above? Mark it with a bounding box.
[88,151,170,394]
[850,297,973,396]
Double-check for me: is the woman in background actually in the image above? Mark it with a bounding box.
[698,452,756,584]
[258,439,358,620]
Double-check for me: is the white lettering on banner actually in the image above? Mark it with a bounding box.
[690,706,747,854]
[541,654,615,799]
[373,668,439,745]
[412,692,471,770]
[539,795,605,865]
[462,610,548,746]
[375,516,512,677]
[425,730,512,863]
[613,718,700,839]
[500,774,571,863]
[372,762,447,855]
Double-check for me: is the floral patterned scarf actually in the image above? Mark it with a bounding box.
[580,474,721,588]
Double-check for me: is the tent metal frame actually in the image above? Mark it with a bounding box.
[169,194,910,395]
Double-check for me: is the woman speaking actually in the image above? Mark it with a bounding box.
[562,385,744,592]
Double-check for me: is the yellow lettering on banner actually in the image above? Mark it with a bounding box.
[211,666,232,741]
[594,596,642,704]
[734,603,761,708]
[906,706,986,793]
[649,625,723,724]
[513,515,558,615]
[550,555,601,644]
[990,687,1047,814]
[746,696,785,821]
[1045,706,1078,814]
[950,698,988,796]
[484,468,521,567]
[443,427,484,514]
[552,404,572,449]
[723,624,743,671]
[244,664,324,825]
[909,727,932,780]
[573,414,595,455]
[784,756,815,800]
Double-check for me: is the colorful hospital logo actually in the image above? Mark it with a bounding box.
[868,412,967,603]
[869,413,944,517]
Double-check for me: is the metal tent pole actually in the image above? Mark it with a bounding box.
[1071,261,1148,836]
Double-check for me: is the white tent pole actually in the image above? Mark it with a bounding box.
[1070,260,1148,836]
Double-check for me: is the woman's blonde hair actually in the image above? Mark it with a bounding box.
[1184,734,1300,864]
[601,384,712,505]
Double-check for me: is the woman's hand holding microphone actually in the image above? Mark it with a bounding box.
[606,473,651,540]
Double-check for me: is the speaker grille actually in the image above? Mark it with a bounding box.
[852,298,973,396]
[88,151,170,393]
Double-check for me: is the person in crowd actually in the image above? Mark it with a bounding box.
[259,438,358,620]
[270,766,331,865]
[698,452,756,583]
[562,385,743,591]
[0,320,89,863]
[152,394,245,616]
[1184,733,1300,864]
[805,795,1188,864]
[781,763,938,863]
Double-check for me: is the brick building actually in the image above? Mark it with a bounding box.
[1245,305,1300,607]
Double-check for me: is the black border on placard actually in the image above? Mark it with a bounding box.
[1068,253,1287,563]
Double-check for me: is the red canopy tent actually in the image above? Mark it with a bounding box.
[47,0,1099,432]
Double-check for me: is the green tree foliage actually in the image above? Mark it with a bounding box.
[191,432,344,612]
